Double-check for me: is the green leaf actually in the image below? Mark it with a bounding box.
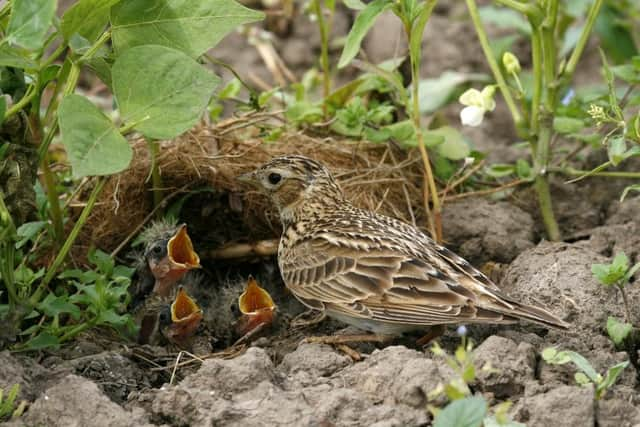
[574,372,591,386]
[606,316,632,346]
[59,94,132,178]
[594,5,638,64]
[15,221,47,249]
[338,0,393,68]
[217,78,242,100]
[433,396,487,427]
[111,0,264,58]
[408,0,436,75]
[62,0,122,43]
[553,116,585,134]
[611,64,640,84]
[430,127,470,160]
[112,45,220,139]
[598,361,629,398]
[0,45,37,69]
[88,249,114,276]
[564,351,600,383]
[24,332,60,350]
[85,57,113,90]
[611,252,629,272]
[541,347,571,365]
[343,0,367,10]
[624,262,640,283]
[417,71,488,114]
[515,159,532,180]
[485,163,515,178]
[38,293,81,320]
[607,136,627,166]
[0,96,5,127]
[478,6,530,35]
[6,0,56,50]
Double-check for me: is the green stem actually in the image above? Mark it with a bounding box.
[147,139,163,211]
[617,283,631,324]
[313,0,331,116]
[40,41,67,69]
[534,172,561,241]
[59,320,96,343]
[466,0,524,131]
[549,167,640,179]
[4,85,36,120]
[541,0,558,109]
[41,154,64,242]
[530,29,543,136]
[79,30,111,62]
[494,0,543,21]
[0,193,18,308]
[30,178,106,306]
[563,0,604,80]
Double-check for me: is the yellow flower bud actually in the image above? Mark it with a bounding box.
[503,52,521,74]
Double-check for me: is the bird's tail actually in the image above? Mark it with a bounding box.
[503,299,570,330]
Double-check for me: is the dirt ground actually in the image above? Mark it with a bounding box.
[3,4,640,427]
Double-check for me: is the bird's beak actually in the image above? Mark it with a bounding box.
[151,224,201,296]
[235,276,276,336]
[165,286,203,343]
[236,171,259,186]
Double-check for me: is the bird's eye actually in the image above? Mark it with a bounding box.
[268,173,282,185]
[152,245,163,255]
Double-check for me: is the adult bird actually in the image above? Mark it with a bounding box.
[237,155,569,342]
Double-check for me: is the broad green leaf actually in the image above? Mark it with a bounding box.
[607,136,627,166]
[433,396,487,427]
[574,372,591,385]
[111,0,264,58]
[598,361,629,397]
[541,347,571,365]
[15,221,47,249]
[485,163,515,178]
[594,5,638,64]
[24,332,60,350]
[564,351,600,383]
[479,6,530,35]
[0,45,37,69]
[611,64,640,84]
[591,263,620,286]
[343,0,367,10]
[624,262,640,283]
[88,249,114,276]
[58,94,133,178]
[112,45,220,139]
[427,126,470,160]
[38,293,81,320]
[0,96,5,126]
[417,71,488,113]
[606,316,632,346]
[515,159,532,180]
[62,0,122,43]
[338,0,393,68]
[553,116,585,134]
[86,57,113,90]
[6,0,56,50]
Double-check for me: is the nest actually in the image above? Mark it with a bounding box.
[73,119,428,262]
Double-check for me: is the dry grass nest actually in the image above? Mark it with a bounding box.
[73,118,430,263]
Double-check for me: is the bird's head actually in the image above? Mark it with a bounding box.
[237,155,343,220]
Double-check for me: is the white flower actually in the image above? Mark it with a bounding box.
[458,86,496,127]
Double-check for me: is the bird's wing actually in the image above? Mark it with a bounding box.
[279,234,516,325]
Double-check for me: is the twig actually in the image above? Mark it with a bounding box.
[441,179,526,201]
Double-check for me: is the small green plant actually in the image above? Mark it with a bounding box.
[592,251,640,345]
[429,332,523,427]
[0,384,27,421]
[12,249,135,351]
[542,347,629,400]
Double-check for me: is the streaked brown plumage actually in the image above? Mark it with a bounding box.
[238,155,569,335]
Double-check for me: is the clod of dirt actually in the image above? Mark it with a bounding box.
[279,342,351,378]
[335,346,453,409]
[597,398,640,427]
[442,198,535,264]
[147,346,430,426]
[0,351,48,401]
[514,385,595,427]
[7,374,153,427]
[500,241,639,387]
[472,335,535,398]
[60,351,154,404]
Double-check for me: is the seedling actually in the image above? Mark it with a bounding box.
[0,384,27,421]
[542,347,629,399]
[592,252,639,345]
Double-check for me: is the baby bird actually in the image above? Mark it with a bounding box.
[237,155,569,340]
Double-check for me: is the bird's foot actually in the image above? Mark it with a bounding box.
[290,310,326,330]
[416,325,445,347]
[304,333,393,345]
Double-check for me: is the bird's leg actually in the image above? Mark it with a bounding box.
[290,310,327,330]
[416,325,446,347]
[304,333,394,345]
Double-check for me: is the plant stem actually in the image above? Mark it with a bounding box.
[4,85,36,121]
[40,41,67,69]
[147,139,163,211]
[563,0,604,81]
[30,178,106,306]
[313,0,331,117]
[41,154,64,241]
[466,0,524,132]
[0,192,18,308]
[617,283,632,324]
[549,167,640,179]
[59,320,95,343]
[530,29,543,135]
[494,0,542,21]
[404,2,441,241]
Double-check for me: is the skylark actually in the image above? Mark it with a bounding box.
[238,155,569,338]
